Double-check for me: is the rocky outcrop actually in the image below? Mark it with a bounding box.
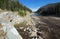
[0,11,23,39]
[0,11,35,39]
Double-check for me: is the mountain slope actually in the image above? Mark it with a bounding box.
[0,0,32,12]
[36,2,60,16]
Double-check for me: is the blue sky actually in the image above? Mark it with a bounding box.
[19,0,60,11]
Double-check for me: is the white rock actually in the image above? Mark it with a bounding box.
[0,12,23,39]
[1,22,23,39]
[6,27,23,39]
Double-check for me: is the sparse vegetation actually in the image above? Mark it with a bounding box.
[14,21,27,28]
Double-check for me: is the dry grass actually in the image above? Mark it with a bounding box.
[14,21,27,28]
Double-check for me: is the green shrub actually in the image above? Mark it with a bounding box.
[18,9,27,17]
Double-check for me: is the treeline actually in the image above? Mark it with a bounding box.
[0,0,32,12]
[36,2,60,17]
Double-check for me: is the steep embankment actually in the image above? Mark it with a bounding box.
[0,0,34,39]
[0,11,37,39]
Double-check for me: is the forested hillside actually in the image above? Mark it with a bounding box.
[36,2,60,16]
[0,0,32,12]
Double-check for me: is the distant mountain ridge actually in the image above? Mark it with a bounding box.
[36,2,60,16]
